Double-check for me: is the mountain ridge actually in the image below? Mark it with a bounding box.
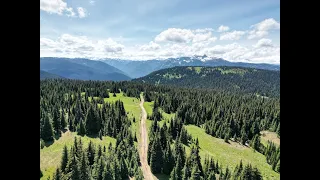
[134,66,280,97]
[40,70,66,80]
[40,57,131,81]
[101,57,279,78]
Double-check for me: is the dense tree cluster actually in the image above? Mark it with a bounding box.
[40,79,279,179]
[264,142,280,173]
[146,87,280,145]
[52,137,143,180]
[135,66,280,98]
[40,80,140,142]
[232,160,263,180]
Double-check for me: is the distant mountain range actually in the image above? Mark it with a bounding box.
[40,57,131,81]
[40,57,280,81]
[134,66,280,97]
[40,70,65,80]
[102,56,280,78]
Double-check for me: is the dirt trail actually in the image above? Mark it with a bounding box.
[139,95,156,180]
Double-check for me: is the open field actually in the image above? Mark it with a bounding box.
[260,131,280,147]
[40,131,116,180]
[185,125,280,179]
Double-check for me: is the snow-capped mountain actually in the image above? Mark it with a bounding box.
[100,56,280,78]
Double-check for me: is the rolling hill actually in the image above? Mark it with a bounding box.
[134,66,280,97]
[40,57,131,81]
[102,56,280,78]
[40,70,65,79]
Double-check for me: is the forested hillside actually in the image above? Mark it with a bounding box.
[40,70,65,80]
[40,58,131,81]
[134,66,280,98]
[40,79,279,180]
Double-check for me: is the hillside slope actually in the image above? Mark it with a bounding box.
[40,57,131,81]
[102,57,280,78]
[40,70,66,80]
[134,66,280,97]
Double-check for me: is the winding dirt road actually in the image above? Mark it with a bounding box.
[139,95,156,180]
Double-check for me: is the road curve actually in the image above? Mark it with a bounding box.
[139,94,156,180]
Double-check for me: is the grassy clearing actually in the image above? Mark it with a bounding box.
[143,101,175,130]
[185,125,280,180]
[144,101,154,117]
[163,73,183,79]
[194,67,202,74]
[216,67,247,76]
[260,131,280,147]
[40,131,116,180]
[186,67,202,74]
[88,92,141,139]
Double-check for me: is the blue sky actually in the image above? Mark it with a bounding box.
[40,0,280,64]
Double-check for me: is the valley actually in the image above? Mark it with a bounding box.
[40,77,279,180]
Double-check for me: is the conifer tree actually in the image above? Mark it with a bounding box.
[207,171,216,180]
[60,109,67,130]
[163,142,174,175]
[80,152,90,180]
[85,106,101,135]
[150,136,163,174]
[60,145,68,173]
[52,106,61,134]
[102,164,113,180]
[70,156,80,180]
[77,120,86,136]
[53,168,61,180]
[42,115,54,142]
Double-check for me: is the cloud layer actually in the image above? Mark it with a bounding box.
[40,18,280,64]
[40,0,87,18]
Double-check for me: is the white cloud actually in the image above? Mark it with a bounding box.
[203,42,279,64]
[155,28,194,43]
[40,0,87,18]
[155,28,217,44]
[77,7,87,18]
[40,17,280,64]
[89,0,95,5]
[140,41,161,51]
[40,34,124,58]
[248,18,280,39]
[66,7,76,17]
[40,0,72,15]
[220,31,246,40]
[254,38,273,48]
[217,25,230,32]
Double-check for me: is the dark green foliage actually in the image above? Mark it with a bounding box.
[40,139,45,149]
[53,168,62,180]
[264,141,280,172]
[276,160,280,173]
[60,109,67,130]
[40,79,279,180]
[163,141,174,175]
[40,169,43,178]
[80,152,90,180]
[232,162,262,180]
[207,171,216,180]
[85,106,101,135]
[70,156,80,180]
[52,106,61,134]
[77,120,86,136]
[134,66,280,98]
[60,145,69,173]
[150,135,163,173]
[41,115,54,142]
[250,135,262,152]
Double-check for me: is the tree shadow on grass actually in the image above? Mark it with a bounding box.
[44,140,54,147]
[154,174,170,180]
